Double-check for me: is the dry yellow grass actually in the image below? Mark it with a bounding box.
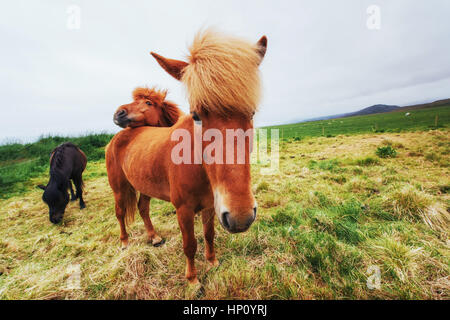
[0,130,449,299]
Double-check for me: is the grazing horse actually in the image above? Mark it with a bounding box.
[38,142,87,224]
[106,29,267,284]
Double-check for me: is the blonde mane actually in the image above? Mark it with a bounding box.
[181,29,262,118]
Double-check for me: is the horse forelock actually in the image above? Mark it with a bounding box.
[132,87,167,105]
[182,29,262,119]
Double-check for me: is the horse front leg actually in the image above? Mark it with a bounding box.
[201,208,219,270]
[176,206,198,284]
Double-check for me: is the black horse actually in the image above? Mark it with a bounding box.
[38,142,87,224]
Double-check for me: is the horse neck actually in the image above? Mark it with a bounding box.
[168,112,253,142]
[48,170,68,191]
[49,157,70,189]
[169,113,195,132]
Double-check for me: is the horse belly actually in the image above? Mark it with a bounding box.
[122,154,171,202]
[131,177,171,202]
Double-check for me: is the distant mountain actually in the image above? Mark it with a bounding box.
[296,99,450,124]
[350,104,400,116]
[400,98,450,111]
[301,104,400,122]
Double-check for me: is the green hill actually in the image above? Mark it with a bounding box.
[265,104,450,139]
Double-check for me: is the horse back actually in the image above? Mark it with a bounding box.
[50,142,87,177]
[106,127,173,200]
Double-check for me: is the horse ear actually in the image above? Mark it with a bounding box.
[161,89,168,101]
[37,184,46,190]
[256,36,267,63]
[150,52,189,81]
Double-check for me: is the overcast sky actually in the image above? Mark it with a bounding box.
[1,0,450,143]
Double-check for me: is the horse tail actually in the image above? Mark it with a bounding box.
[105,138,136,227]
[76,147,87,192]
[123,185,137,226]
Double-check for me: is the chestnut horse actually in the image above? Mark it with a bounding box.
[106,30,267,284]
[109,86,183,244]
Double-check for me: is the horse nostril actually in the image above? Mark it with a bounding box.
[221,211,231,230]
[117,110,127,117]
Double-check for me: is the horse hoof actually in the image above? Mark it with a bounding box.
[80,204,86,210]
[195,285,206,299]
[152,237,165,247]
[185,277,204,296]
[121,239,129,250]
[206,258,219,271]
[186,279,205,298]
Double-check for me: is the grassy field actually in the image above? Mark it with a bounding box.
[266,105,450,139]
[0,108,449,299]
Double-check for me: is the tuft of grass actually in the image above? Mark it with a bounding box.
[346,177,379,195]
[308,159,342,172]
[260,193,282,208]
[326,174,347,184]
[256,181,269,193]
[407,151,423,157]
[383,186,432,220]
[425,152,441,162]
[307,200,364,245]
[382,139,404,149]
[368,237,422,283]
[376,145,397,158]
[355,157,380,166]
[420,203,450,237]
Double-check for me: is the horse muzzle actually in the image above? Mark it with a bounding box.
[49,212,64,224]
[219,207,256,233]
[214,189,257,233]
[113,109,131,128]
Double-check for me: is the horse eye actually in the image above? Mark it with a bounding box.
[146,101,152,106]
